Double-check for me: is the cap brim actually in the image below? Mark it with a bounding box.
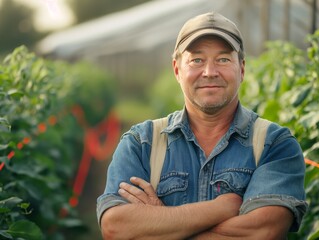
[178,29,240,52]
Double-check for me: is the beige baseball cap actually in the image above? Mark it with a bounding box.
[174,12,243,53]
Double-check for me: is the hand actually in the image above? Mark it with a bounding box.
[118,177,164,206]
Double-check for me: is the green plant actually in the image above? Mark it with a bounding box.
[146,69,183,117]
[0,46,79,240]
[240,31,319,239]
[0,46,118,239]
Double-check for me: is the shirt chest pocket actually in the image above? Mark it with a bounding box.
[156,171,189,205]
[211,169,253,197]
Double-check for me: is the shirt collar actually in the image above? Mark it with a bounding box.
[165,103,257,139]
[165,106,193,140]
[231,103,257,138]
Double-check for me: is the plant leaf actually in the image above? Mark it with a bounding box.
[7,220,43,240]
[0,230,13,239]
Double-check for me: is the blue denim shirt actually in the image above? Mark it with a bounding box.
[97,103,307,231]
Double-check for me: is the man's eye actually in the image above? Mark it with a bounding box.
[192,58,202,63]
[218,58,230,63]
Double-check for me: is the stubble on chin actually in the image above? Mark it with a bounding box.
[191,96,228,115]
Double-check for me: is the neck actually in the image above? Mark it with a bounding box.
[187,101,238,132]
[186,101,239,157]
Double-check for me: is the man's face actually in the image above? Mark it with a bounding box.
[173,36,245,115]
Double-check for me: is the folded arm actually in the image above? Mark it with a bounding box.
[191,205,294,240]
[100,177,242,240]
[105,177,294,240]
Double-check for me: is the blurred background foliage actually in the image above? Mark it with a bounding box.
[242,32,319,240]
[0,46,118,239]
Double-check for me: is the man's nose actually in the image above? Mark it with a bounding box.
[202,61,219,78]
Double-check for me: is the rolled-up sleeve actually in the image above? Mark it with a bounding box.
[240,126,308,231]
[96,194,128,226]
[96,124,152,226]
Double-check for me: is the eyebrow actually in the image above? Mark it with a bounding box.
[188,49,233,55]
[218,50,234,55]
[189,50,203,55]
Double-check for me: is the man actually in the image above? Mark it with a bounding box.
[97,12,307,239]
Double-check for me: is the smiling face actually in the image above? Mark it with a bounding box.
[173,36,245,115]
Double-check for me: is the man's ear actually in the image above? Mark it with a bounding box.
[173,59,180,82]
[240,59,245,82]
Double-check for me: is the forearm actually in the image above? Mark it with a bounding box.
[102,203,200,240]
[101,194,242,240]
[190,206,293,240]
[189,215,255,240]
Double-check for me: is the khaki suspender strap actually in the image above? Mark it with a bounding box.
[150,117,168,190]
[253,117,271,166]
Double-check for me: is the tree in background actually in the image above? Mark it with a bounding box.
[0,0,42,55]
[66,0,152,24]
